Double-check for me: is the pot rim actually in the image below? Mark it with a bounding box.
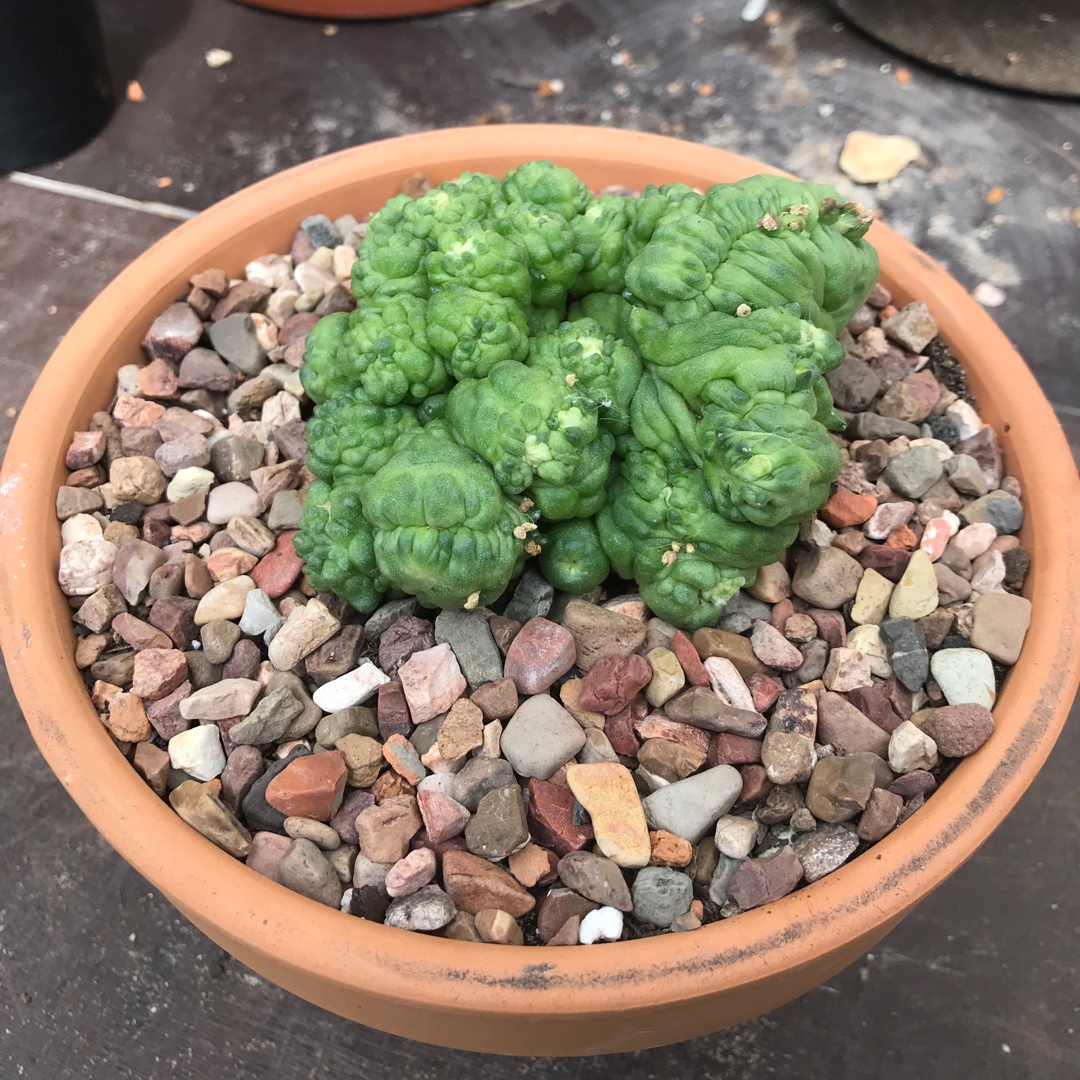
[2,124,1078,1037]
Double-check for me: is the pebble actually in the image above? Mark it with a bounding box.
[805,755,876,823]
[268,598,340,671]
[792,824,859,882]
[264,750,347,821]
[749,619,804,670]
[727,847,804,910]
[558,850,634,911]
[643,648,686,707]
[417,789,471,844]
[509,843,560,888]
[918,703,994,757]
[670,630,710,687]
[791,547,863,609]
[384,885,457,932]
[817,692,890,755]
[880,301,938,353]
[502,568,555,623]
[578,653,653,714]
[878,617,928,691]
[761,731,816,785]
[929,647,997,709]
[500,695,586,779]
[194,575,257,626]
[206,481,260,523]
[857,788,904,842]
[452,757,516,812]
[839,132,921,185]
[474,908,525,945]
[526,776,595,856]
[969,592,1032,664]
[385,848,438,898]
[888,550,938,619]
[433,611,503,691]
[311,661,389,712]
[283,817,341,851]
[442,850,536,917]
[106,692,153,742]
[355,796,423,863]
[578,906,624,944]
[229,686,303,745]
[565,762,650,867]
[822,647,873,693]
[631,866,693,928]
[378,616,436,678]
[714,815,761,859]
[250,530,304,598]
[502,617,577,694]
[168,780,252,858]
[179,678,261,721]
[131,647,189,701]
[383,733,426,785]
[437,698,485,761]
[888,720,939,774]
[882,445,943,500]
[641,765,742,843]
[561,599,646,671]
[465,785,529,859]
[168,724,226,781]
[398,643,467,724]
[962,490,1023,535]
[238,589,283,638]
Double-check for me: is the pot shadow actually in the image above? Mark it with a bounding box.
[95,0,195,93]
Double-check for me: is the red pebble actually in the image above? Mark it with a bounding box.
[604,699,642,757]
[578,653,652,715]
[708,733,763,766]
[264,750,347,821]
[820,490,878,529]
[745,672,784,713]
[250,530,303,598]
[671,630,710,687]
[525,778,593,856]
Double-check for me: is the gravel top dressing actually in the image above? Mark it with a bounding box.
[54,169,1031,948]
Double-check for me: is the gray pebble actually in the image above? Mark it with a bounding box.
[882,445,944,500]
[301,214,344,249]
[363,597,422,642]
[434,610,503,691]
[961,490,1024,535]
[208,313,267,374]
[384,884,457,932]
[210,435,265,482]
[277,837,344,907]
[239,589,284,638]
[200,619,242,665]
[878,617,929,692]
[708,853,746,906]
[315,705,379,748]
[791,824,860,883]
[502,568,554,623]
[229,686,304,745]
[631,867,693,928]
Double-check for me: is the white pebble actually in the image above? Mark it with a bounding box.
[58,538,117,596]
[168,724,226,781]
[578,906,624,944]
[888,720,939,774]
[704,657,756,712]
[167,466,216,502]
[908,437,954,462]
[799,517,835,548]
[714,814,759,859]
[61,513,103,545]
[312,661,391,712]
[416,772,456,797]
[239,589,284,637]
[339,887,354,913]
[945,400,985,441]
[116,364,142,397]
[942,509,961,536]
[930,647,997,709]
[973,282,1006,307]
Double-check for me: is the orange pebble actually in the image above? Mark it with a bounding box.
[885,523,918,550]
[690,899,704,920]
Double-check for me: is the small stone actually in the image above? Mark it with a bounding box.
[433,610,503,691]
[169,780,251,858]
[502,617,577,694]
[130,647,188,702]
[791,547,864,609]
[442,850,536,917]
[839,131,921,185]
[850,568,894,626]
[882,445,943,500]
[969,592,1032,664]
[336,733,384,788]
[628,866,691,928]
[761,731,816,785]
[469,908,523,945]
[230,686,304,745]
[918,703,994,757]
[310,661,389,712]
[857,788,904,842]
[385,847,438,898]
[417,789,471,844]
[470,678,519,722]
[378,616,436,678]
[879,617,929,692]
[379,885,458,933]
[561,600,646,672]
[962,490,1023,535]
[355,796,422,863]
[554,850,631,911]
[747,561,792,603]
[437,698,485,761]
[193,574,256,625]
[398,643,467,724]
[664,686,766,737]
[382,733,426,786]
[104,692,151,742]
[267,598,340,670]
[784,614,818,643]
[249,530,303,598]
[969,548,1006,593]
[954,427,1003,487]
[284,817,341,851]
[820,491,878,529]
[524,777,596,859]
[691,628,765,680]
[502,567,555,623]
[578,653,653,714]
[792,823,859,882]
[727,846,804,910]
[562,762,648,867]
[888,720,939,774]
[637,738,706,781]
[887,549,938,619]
[879,300,937,352]
[274,838,344,907]
[822,648,873,693]
[500,695,586,779]
[713,815,760,859]
[168,724,226,781]
[805,755,875,823]
[179,678,261,722]
[749,619,804,671]
[451,757,516,812]
[576,907,622,944]
[641,765,742,843]
[817,692,890,756]
[930,647,997,709]
[707,733,762,766]
[669,630,709,687]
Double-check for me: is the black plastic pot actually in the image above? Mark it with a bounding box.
[0,0,113,173]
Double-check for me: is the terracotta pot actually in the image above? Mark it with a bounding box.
[233,0,484,19]
[1,126,1078,1056]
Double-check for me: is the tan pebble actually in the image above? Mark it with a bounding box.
[565,762,651,868]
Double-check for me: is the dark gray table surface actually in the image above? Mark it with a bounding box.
[1,1,1077,1076]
